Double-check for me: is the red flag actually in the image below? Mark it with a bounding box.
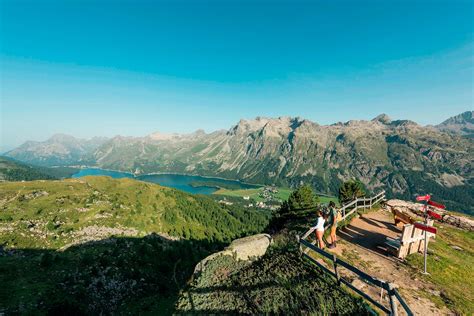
[414,222,437,234]
[428,200,445,209]
[416,194,431,202]
[427,210,442,220]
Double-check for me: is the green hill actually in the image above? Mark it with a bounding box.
[0,156,55,181]
[0,156,78,182]
[0,176,271,314]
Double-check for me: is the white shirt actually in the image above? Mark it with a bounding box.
[314,216,325,232]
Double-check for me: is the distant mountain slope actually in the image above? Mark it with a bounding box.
[6,112,474,214]
[5,134,108,166]
[435,111,474,137]
[0,176,271,314]
[0,156,56,181]
[0,156,79,181]
[89,114,473,213]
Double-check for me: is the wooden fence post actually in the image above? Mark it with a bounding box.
[296,234,302,253]
[332,254,340,285]
[388,283,398,316]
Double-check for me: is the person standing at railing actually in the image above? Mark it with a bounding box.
[313,210,327,249]
[327,201,338,249]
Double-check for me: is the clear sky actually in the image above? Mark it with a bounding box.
[1,0,473,151]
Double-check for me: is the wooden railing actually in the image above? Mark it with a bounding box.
[298,191,413,316]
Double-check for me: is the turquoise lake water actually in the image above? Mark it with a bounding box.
[71,168,257,195]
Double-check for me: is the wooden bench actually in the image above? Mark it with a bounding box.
[392,208,416,226]
[385,220,434,259]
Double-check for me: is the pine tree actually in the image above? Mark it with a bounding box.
[338,179,366,205]
[280,184,319,217]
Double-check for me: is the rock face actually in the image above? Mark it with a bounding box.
[436,110,474,137]
[384,199,474,231]
[5,134,108,166]
[194,233,272,274]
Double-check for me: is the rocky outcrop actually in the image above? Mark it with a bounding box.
[194,233,272,274]
[384,199,474,231]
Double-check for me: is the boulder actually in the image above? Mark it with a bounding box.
[227,233,273,260]
[194,233,272,274]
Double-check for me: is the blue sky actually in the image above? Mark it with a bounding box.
[1,0,473,151]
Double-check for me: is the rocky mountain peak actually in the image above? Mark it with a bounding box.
[148,131,180,141]
[229,116,313,137]
[436,111,473,137]
[48,133,78,143]
[372,113,392,124]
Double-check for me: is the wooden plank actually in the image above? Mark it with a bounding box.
[301,240,388,289]
[302,253,391,315]
[385,237,400,249]
[336,259,387,289]
[400,225,414,243]
[403,235,426,243]
[409,227,423,255]
[398,244,409,259]
[301,227,316,240]
[299,239,334,261]
[339,278,391,314]
[394,289,414,316]
[343,199,358,209]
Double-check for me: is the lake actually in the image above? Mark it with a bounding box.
[71,168,258,194]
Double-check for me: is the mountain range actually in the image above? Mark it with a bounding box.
[5,111,474,213]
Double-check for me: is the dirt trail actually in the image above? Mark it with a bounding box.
[327,209,452,315]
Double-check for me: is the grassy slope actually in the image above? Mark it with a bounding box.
[0,176,271,314]
[0,156,55,181]
[0,156,78,182]
[406,224,474,315]
[0,176,270,249]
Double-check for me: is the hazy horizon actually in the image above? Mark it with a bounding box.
[1,1,473,151]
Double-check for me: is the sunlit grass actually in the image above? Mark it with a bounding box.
[405,225,474,315]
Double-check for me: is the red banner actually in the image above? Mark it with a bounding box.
[427,210,442,220]
[428,200,445,209]
[414,222,437,234]
[416,194,431,202]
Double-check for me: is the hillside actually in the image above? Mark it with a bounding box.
[435,110,473,137]
[0,156,79,182]
[0,156,55,181]
[0,176,271,314]
[6,112,474,214]
[5,134,108,166]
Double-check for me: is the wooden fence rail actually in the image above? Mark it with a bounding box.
[298,191,413,316]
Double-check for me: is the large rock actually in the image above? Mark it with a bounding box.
[194,233,272,274]
[227,233,273,260]
[384,199,474,231]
